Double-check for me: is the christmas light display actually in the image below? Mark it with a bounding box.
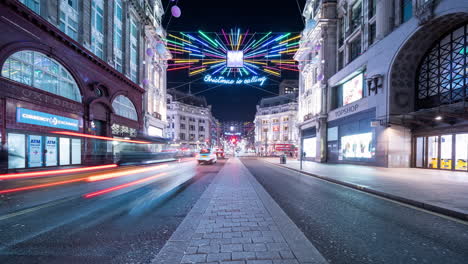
[164,29,303,85]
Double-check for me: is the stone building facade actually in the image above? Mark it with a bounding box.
[166,90,218,150]
[296,0,468,171]
[0,0,167,171]
[254,94,299,156]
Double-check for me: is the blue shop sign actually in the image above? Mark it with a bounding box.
[17,107,79,131]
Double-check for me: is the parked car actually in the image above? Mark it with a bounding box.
[197,148,217,165]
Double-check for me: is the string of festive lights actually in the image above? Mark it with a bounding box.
[164,29,302,79]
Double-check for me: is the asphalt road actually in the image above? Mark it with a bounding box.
[241,158,468,264]
[0,159,226,264]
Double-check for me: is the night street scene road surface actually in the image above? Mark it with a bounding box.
[1,0,468,264]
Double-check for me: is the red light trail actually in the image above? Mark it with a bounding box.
[83,172,168,198]
[0,164,118,180]
[51,131,150,144]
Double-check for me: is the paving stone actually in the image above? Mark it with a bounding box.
[180,254,207,263]
[190,239,211,247]
[246,260,273,264]
[221,261,246,264]
[243,243,267,252]
[184,246,198,254]
[198,244,220,254]
[272,260,299,264]
[232,251,256,260]
[206,252,232,262]
[266,243,290,252]
[203,232,223,239]
[221,243,244,252]
[255,251,282,260]
[231,237,253,244]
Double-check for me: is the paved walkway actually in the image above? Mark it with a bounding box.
[152,158,327,264]
[262,157,468,219]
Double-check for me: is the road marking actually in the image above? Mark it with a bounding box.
[0,197,75,222]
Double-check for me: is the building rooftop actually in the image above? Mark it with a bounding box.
[259,94,297,108]
[168,89,208,107]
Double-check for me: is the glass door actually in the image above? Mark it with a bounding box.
[426,136,439,169]
[440,135,452,170]
[455,134,468,171]
[415,137,425,168]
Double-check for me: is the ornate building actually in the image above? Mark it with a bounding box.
[295,0,337,162]
[166,90,218,150]
[254,94,299,156]
[296,0,468,170]
[0,0,168,171]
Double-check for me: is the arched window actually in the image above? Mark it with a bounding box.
[1,50,81,102]
[112,95,138,121]
[417,23,468,110]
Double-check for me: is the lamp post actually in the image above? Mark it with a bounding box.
[264,130,268,157]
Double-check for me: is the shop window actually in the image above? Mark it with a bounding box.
[112,95,138,121]
[303,137,317,159]
[8,133,26,169]
[28,135,43,167]
[1,51,81,102]
[60,137,70,165]
[19,0,40,14]
[71,138,81,164]
[340,132,374,159]
[45,136,58,166]
[455,134,468,171]
[338,51,344,70]
[401,0,413,23]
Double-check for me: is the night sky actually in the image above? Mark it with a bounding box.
[162,0,305,121]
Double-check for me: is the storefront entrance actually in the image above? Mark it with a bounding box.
[415,134,468,171]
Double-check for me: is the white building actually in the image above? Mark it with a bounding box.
[295,0,337,162]
[296,0,468,171]
[166,90,217,150]
[254,94,299,155]
[143,0,171,138]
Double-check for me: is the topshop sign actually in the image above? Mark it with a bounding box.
[204,75,267,86]
[17,107,79,131]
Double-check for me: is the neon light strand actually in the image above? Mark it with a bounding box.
[279,35,301,44]
[198,31,219,47]
[252,32,272,48]
[168,65,192,71]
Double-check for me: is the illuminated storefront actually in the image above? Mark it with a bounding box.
[0,2,144,171]
[414,134,468,171]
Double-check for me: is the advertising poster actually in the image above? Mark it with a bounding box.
[45,136,58,166]
[343,73,363,105]
[340,132,374,159]
[28,135,43,167]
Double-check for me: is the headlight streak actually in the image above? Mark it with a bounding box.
[83,172,168,199]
